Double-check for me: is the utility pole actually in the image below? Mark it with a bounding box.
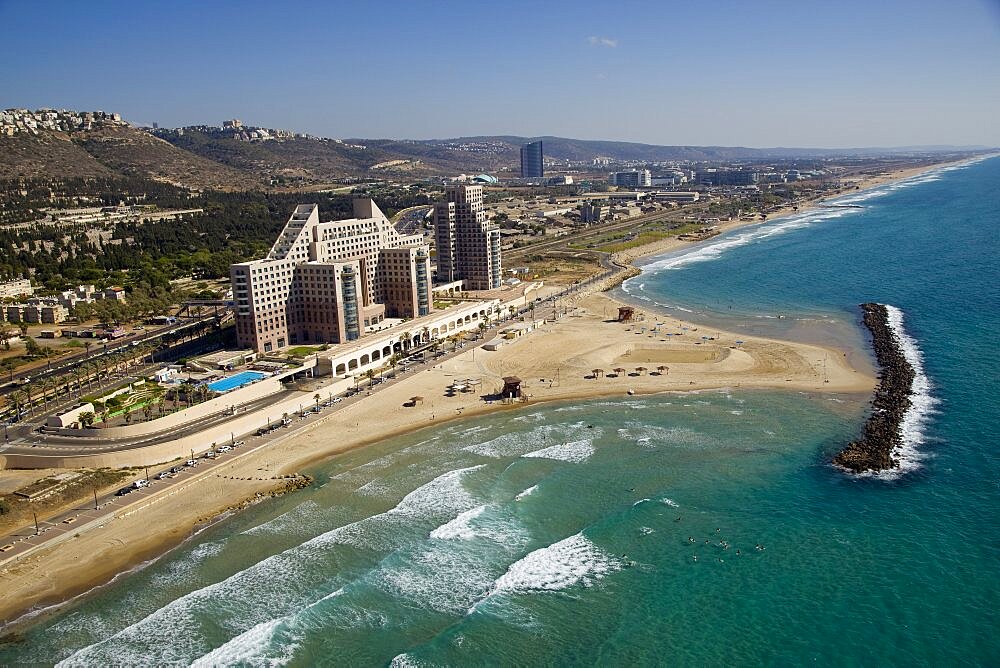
[93,486,98,510]
[33,511,39,535]
[144,466,149,481]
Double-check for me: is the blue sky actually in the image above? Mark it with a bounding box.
[1,0,998,147]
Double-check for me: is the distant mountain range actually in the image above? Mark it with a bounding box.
[0,110,992,190]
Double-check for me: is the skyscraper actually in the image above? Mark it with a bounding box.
[520,140,544,178]
[433,184,502,291]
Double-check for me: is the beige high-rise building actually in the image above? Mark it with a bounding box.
[433,184,501,291]
[231,200,432,353]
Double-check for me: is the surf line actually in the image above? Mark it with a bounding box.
[833,303,917,474]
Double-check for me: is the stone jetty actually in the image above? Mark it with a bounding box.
[833,303,916,473]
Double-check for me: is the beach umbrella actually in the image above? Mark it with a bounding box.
[591,368,603,378]
[635,366,647,375]
[657,365,669,375]
[410,396,424,405]
[613,367,626,376]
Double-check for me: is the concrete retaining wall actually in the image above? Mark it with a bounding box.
[3,376,353,469]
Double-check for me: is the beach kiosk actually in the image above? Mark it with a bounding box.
[618,306,635,322]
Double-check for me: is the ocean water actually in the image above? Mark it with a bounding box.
[3,157,999,665]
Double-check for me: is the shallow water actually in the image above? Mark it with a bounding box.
[3,156,999,665]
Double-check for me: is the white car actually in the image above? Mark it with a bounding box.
[133,479,149,488]
[331,397,343,404]
[218,445,232,452]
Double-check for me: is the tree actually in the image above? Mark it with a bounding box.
[314,393,321,408]
[78,411,95,428]
[17,322,27,338]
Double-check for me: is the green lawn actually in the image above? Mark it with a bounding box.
[287,345,323,357]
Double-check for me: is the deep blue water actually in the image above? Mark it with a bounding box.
[2,157,998,666]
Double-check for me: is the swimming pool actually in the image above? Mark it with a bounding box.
[206,371,268,393]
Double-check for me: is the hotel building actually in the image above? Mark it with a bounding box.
[432,184,502,291]
[231,199,432,353]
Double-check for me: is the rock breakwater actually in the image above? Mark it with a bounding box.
[833,303,916,473]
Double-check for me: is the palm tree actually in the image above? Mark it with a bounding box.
[179,382,194,407]
[9,390,25,421]
[365,369,375,387]
[529,301,536,325]
[421,326,430,343]
[142,403,153,422]
[314,393,321,408]
[400,331,412,352]
[78,410,95,429]
[23,383,35,417]
[508,305,516,320]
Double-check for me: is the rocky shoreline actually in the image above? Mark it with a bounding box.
[833,303,916,473]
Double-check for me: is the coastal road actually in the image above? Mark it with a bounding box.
[0,281,602,568]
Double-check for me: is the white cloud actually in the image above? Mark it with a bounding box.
[587,36,618,48]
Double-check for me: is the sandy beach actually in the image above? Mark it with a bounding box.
[0,158,954,629]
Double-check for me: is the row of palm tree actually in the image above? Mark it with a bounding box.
[3,339,163,423]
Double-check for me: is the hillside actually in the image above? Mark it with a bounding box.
[0,132,117,179]
[2,108,991,190]
[68,126,260,190]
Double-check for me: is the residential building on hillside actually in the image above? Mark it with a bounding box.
[230,200,432,354]
[0,278,32,300]
[520,141,544,178]
[432,185,502,291]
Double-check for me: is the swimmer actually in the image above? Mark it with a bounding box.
[688,537,695,543]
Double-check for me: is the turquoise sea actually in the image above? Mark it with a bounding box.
[2,157,998,666]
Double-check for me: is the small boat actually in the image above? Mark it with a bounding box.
[627,388,635,395]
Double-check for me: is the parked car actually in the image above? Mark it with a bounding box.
[133,479,149,488]
[185,459,197,467]
[331,397,343,404]
[218,445,232,453]
[157,472,170,480]
[116,486,133,496]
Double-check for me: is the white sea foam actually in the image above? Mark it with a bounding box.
[522,439,595,463]
[190,588,343,667]
[431,505,488,540]
[487,533,621,595]
[465,422,599,459]
[515,485,538,500]
[57,466,485,667]
[632,498,651,507]
[660,498,679,508]
[241,501,322,536]
[190,617,289,667]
